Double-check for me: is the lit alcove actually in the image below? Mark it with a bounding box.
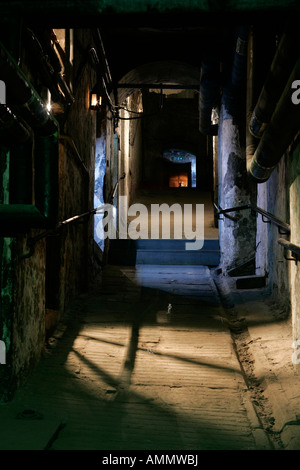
[94,135,107,251]
[163,149,197,188]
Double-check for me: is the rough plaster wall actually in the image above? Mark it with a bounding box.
[218,105,256,272]
[0,238,14,400]
[104,116,114,205]
[255,153,290,314]
[128,94,143,205]
[58,143,90,312]
[290,141,300,342]
[13,234,46,389]
[213,136,219,211]
[62,28,97,303]
[0,150,13,399]
[255,182,268,277]
[94,132,107,251]
[119,106,130,204]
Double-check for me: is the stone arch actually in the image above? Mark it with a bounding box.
[116,60,200,104]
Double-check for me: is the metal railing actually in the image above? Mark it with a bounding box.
[215,203,300,264]
[278,238,300,265]
[215,203,291,235]
[19,173,126,260]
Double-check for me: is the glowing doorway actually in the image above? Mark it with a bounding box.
[163,149,197,188]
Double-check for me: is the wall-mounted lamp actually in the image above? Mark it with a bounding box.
[90,91,102,110]
[46,90,52,112]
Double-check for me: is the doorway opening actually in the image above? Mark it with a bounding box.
[163,149,197,188]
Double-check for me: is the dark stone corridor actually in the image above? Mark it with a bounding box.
[1,0,300,454]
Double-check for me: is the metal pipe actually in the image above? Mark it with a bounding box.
[36,28,75,106]
[222,25,249,118]
[92,28,112,86]
[9,142,33,204]
[0,104,32,144]
[249,58,300,183]
[249,24,300,138]
[0,205,47,234]
[25,28,64,104]
[0,41,58,136]
[246,26,259,172]
[34,132,59,226]
[0,40,60,232]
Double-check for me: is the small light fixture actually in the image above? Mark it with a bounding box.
[90,90,102,110]
[46,90,52,112]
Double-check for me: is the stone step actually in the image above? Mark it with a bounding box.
[108,239,220,266]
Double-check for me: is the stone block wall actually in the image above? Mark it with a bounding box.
[0,28,97,401]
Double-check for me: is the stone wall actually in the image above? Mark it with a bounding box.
[128,93,143,205]
[255,153,290,315]
[289,138,300,342]
[0,28,97,401]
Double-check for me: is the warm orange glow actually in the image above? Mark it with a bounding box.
[90,93,102,109]
[91,93,98,107]
[169,173,188,188]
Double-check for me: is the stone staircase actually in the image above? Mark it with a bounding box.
[108,238,220,267]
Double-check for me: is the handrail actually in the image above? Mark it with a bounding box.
[18,173,126,260]
[215,203,298,264]
[215,203,290,234]
[213,203,238,222]
[59,134,89,177]
[278,238,300,264]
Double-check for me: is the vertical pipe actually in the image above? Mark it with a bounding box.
[34,132,59,226]
[9,142,33,204]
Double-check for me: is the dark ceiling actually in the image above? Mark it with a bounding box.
[95,10,285,96]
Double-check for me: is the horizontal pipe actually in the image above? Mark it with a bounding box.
[249,58,300,183]
[0,41,58,136]
[0,205,47,234]
[0,41,60,232]
[0,104,32,144]
[249,25,300,138]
